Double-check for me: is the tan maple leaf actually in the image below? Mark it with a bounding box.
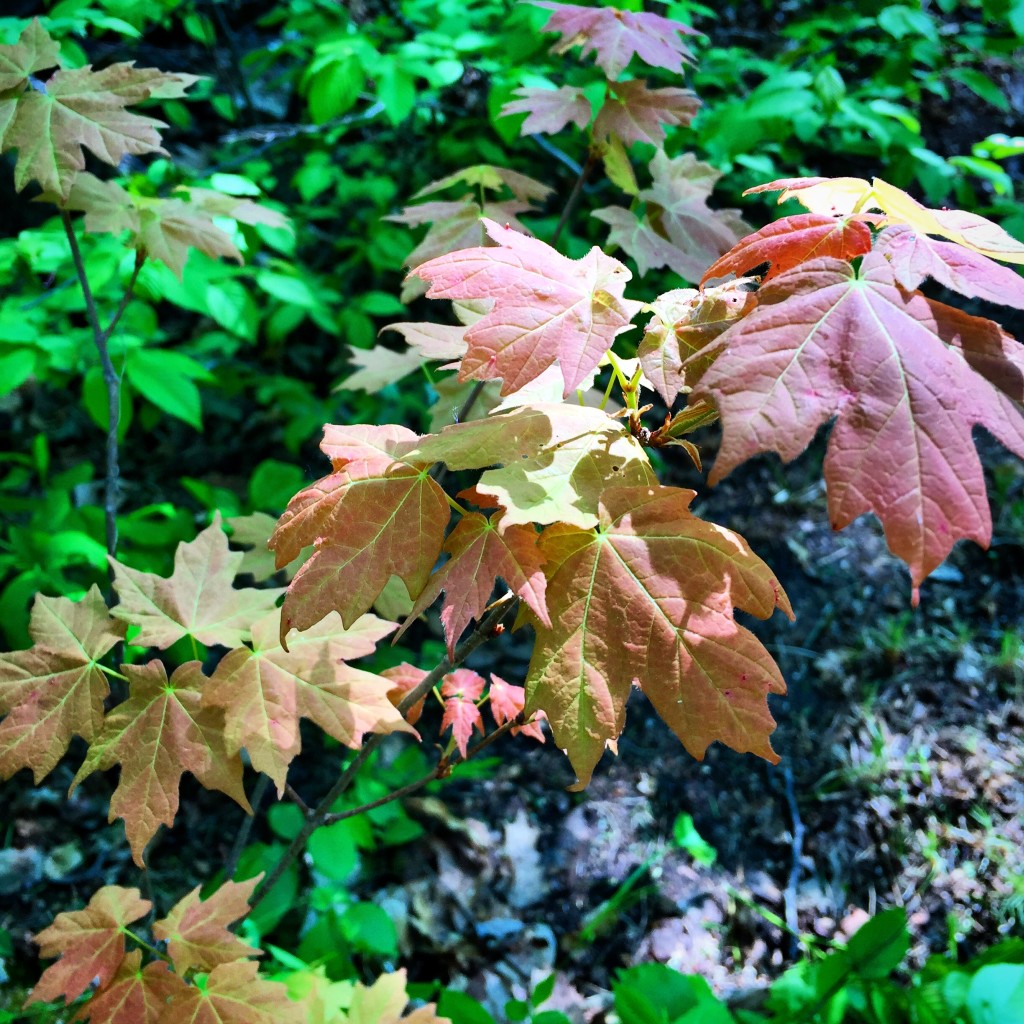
[0,20,199,198]
[71,952,182,1024]
[71,661,251,865]
[157,961,307,1024]
[0,585,126,782]
[27,886,151,1005]
[110,516,282,650]
[153,876,261,976]
[345,969,449,1024]
[203,608,413,793]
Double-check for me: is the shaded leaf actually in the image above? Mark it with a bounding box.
[489,674,545,742]
[525,486,791,788]
[0,586,126,782]
[593,80,699,147]
[638,282,757,405]
[28,886,151,1005]
[76,953,181,1024]
[382,662,430,726]
[110,517,282,650]
[500,85,592,135]
[412,219,641,397]
[71,661,251,865]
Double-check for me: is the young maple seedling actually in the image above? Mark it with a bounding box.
[2,5,1024,1023]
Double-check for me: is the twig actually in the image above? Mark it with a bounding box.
[61,213,142,562]
[782,764,806,959]
[321,712,525,826]
[551,152,597,248]
[249,595,519,912]
[224,773,270,880]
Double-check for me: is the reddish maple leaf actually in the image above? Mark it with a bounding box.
[158,961,306,1024]
[525,486,791,788]
[153,876,260,976]
[74,952,181,1024]
[489,674,545,742]
[71,661,251,865]
[874,224,1024,310]
[110,517,282,650]
[28,886,151,1005]
[412,218,642,397]
[593,80,700,147]
[382,662,430,726]
[0,20,199,198]
[701,213,873,285]
[397,511,549,658]
[441,668,486,757]
[269,424,450,636]
[694,252,1024,595]
[531,1,700,79]
[402,403,656,529]
[0,586,126,782]
[638,282,758,405]
[500,85,592,135]
[204,608,413,793]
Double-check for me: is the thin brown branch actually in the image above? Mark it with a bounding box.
[61,211,142,563]
[249,594,519,913]
[551,151,597,248]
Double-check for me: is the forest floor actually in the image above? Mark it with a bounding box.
[2,437,1021,1019]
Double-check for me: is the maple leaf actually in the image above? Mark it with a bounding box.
[27,885,151,1005]
[751,175,1024,264]
[71,660,251,865]
[0,585,126,782]
[500,85,592,135]
[53,174,287,280]
[153,876,260,976]
[380,321,468,362]
[411,165,553,205]
[412,219,642,397]
[593,80,700,147]
[0,23,199,198]
[402,403,657,529]
[441,668,486,757]
[270,425,449,636]
[204,608,413,793]
[337,346,432,394]
[396,511,549,658]
[524,485,792,788]
[592,206,685,278]
[531,1,700,79]
[641,151,750,280]
[74,952,181,1024]
[382,662,430,725]
[346,969,449,1024]
[110,517,282,650]
[874,224,1024,310]
[701,213,873,285]
[489,674,545,742]
[0,19,59,91]
[694,252,1024,594]
[157,961,306,1024]
[638,282,758,405]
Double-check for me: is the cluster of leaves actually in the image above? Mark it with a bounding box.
[26,876,446,1024]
